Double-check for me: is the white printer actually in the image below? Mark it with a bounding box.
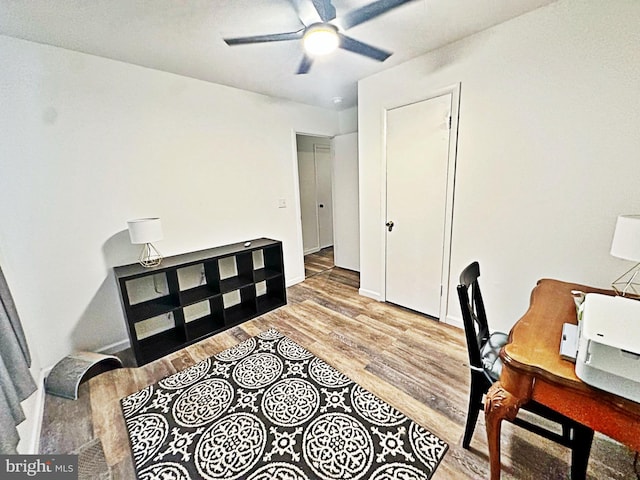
[575,293,640,403]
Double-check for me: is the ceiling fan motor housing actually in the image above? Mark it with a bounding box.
[303,23,340,56]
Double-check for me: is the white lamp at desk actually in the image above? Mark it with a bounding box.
[610,214,640,296]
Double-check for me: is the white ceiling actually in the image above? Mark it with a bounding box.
[0,0,557,110]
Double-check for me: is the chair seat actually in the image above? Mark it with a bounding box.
[480,332,509,381]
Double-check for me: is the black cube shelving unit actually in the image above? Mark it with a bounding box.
[114,238,286,366]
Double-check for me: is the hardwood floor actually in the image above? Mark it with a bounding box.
[39,267,637,479]
[304,246,334,277]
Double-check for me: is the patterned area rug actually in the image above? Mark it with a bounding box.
[121,329,448,480]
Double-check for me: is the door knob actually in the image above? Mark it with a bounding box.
[386,221,394,232]
[319,204,324,208]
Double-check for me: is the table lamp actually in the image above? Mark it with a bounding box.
[127,218,163,267]
[610,214,640,296]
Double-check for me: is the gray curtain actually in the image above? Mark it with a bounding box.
[0,265,37,454]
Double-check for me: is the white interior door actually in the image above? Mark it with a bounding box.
[297,135,334,255]
[315,144,334,249]
[298,144,319,254]
[385,94,452,317]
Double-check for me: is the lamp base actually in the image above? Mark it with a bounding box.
[139,243,162,268]
[612,262,640,297]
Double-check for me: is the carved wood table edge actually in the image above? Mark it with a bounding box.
[484,278,640,480]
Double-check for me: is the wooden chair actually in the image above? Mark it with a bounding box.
[457,261,594,479]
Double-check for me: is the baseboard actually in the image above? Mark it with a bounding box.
[29,365,52,453]
[303,247,320,256]
[358,288,382,301]
[334,261,360,272]
[444,314,463,330]
[98,338,131,355]
[286,274,305,287]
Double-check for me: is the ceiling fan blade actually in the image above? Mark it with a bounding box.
[310,0,337,22]
[339,0,414,30]
[297,55,314,74]
[338,34,392,62]
[224,30,304,46]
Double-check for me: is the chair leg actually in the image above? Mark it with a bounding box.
[570,424,594,480]
[462,378,484,449]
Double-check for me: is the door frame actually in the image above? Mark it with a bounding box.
[292,131,336,273]
[380,83,461,322]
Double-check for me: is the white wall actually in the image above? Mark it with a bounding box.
[0,36,338,376]
[333,133,360,271]
[358,0,640,333]
[338,107,358,134]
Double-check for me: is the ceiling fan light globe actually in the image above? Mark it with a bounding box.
[303,25,339,56]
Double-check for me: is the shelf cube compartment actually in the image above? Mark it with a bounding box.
[263,245,284,274]
[133,312,180,340]
[183,300,211,323]
[177,263,205,291]
[219,253,254,292]
[255,280,267,297]
[253,247,283,282]
[257,276,286,313]
[125,273,170,304]
[252,250,265,270]
[138,324,187,363]
[223,286,257,325]
[124,273,180,320]
[177,262,221,305]
[185,297,224,341]
[125,274,179,322]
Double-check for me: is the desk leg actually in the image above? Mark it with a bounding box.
[485,382,522,480]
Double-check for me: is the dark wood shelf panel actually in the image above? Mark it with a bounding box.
[180,285,220,306]
[219,274,254,293]
[114,238,279,280]
[129,296,179,322]
[115,238,286,366]
[224,303,258,325]
[254,269,282,283]
[138,329,186,363]
[257,295,286,313]
[186,315,225,342]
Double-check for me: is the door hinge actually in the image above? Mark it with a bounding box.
[448,116,452,129]
[440,284,443,296]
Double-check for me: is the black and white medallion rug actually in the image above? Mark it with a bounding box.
[121,329,448,480]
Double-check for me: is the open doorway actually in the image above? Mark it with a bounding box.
[296,134,335,278]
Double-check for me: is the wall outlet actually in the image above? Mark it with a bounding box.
[278,198,287,208]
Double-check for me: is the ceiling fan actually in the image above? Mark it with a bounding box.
[223,0,416,74]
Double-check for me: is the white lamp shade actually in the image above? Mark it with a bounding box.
[127,218,163,244]
[610,215,640,261]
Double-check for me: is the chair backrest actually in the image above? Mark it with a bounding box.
[457,261,490,371]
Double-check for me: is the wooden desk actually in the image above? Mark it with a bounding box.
[484,279,640,479]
